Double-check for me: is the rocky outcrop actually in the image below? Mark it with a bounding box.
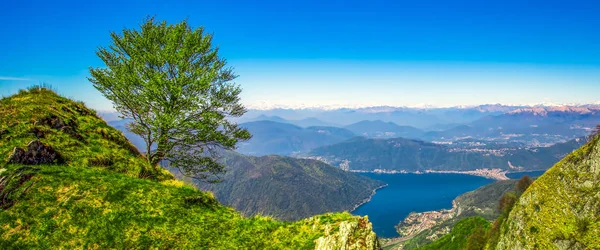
[314,216,380,250]
[34,115,84,141]
[495,136,600,249]
[35,114,73,130]
[7,140,64,165]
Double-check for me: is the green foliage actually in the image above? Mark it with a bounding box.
[515,175,533,195]
[89,17,251,182]
[200,151,385,220]
[414,217,490,250]
[485,214,506,249]
[466,225,487,250]
[0,89,378,249]
[497,192,517,215]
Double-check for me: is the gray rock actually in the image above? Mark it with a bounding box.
[7,140,64,165]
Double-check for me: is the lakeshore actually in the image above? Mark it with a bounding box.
[350,168,509,180]
[351,184,389,212]
[352,172,494,237]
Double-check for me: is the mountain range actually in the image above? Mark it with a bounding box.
[109,115,590,173]
[241,115,337,127]
[344,120,424,139]
[239,104,600,129]
[103,104,600,150]
[306,136,585,172]
[422,106,600,145]
[236,121,356,156]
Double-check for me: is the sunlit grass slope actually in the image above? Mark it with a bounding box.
[0,87,378,249]
[495,134,600,249]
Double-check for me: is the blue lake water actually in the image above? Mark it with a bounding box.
[506,170,546,179]
[352,173,495,238]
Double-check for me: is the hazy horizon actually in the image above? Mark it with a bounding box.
[2,0,599,111]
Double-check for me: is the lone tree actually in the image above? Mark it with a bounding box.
[89,18,251,182]
[515,175,533,195]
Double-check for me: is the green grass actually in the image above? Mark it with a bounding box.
[0,88,378,249]
[0,87,171,181]
[414,217,490,250]
[0,164,363,249]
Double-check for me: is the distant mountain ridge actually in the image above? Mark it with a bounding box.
[507,106,600,116]
[241,115,337,127]
[344,120,424,139]
[242,104,600,128]
[237,120,356,156]
[421,107,600,145]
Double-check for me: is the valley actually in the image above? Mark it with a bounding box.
[3,2,599,249]
[102,104,596,249]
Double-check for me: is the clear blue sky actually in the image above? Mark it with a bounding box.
[1,0,599,110]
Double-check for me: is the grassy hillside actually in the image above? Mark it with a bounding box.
[414,216,490,250]
[495,134,600,249]
[0,88,379,249]
[200,151,385,221]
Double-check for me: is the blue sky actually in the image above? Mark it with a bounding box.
[1,0,599,110]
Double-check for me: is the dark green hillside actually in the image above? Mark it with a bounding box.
[0,88,379,249]
[309,137,504,171]
[453,179,519,220]
[309,137,582,172]
[200,152,385,221]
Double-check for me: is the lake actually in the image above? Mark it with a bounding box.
[352,173,495,238]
